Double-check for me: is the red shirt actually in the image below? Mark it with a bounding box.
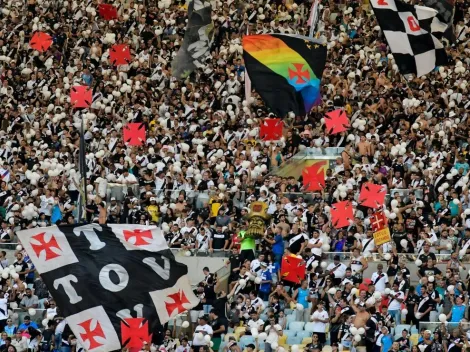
[231,233,240,249]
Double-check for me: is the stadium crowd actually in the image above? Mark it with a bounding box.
[0,0,469,351]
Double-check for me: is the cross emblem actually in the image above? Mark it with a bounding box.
[30,233,61,261]
[79,319,106,350]
[372,215,385,230]
[123,229,153,246]
[165,290,190,316]
[288,63,311,84]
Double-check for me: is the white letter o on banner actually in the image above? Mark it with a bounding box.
[99,264,129,292]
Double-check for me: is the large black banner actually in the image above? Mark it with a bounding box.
[172,0,214,79]
[17,224,198,351]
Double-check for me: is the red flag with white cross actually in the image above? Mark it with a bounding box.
[370,210,388,232]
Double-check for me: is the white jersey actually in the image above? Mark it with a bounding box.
[350,256,364,275]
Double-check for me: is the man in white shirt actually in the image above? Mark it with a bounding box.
[117,170,138,184]
[175,338,190,352]
[192,316,213,348]
[246,312,264,333]
[250,254,264,275]
[371,263,388,293]
[387,282,405,326]
[326,255,347,285]
[310,301,329,344]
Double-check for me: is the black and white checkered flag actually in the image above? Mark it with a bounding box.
[370,0,449,77]
[17,224,199,351]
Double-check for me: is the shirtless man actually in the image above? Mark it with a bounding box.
[351,301,370,329]
[357,136,372,158]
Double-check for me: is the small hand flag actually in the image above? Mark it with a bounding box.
[70,86,92,109]
[98,4,118,20]
[109,44,131,66]
[280,255,306,284]
[259,118,283,141]
[123,123,146,146]
[324,109,350,135]
[29,32,53,52]
[331,201,354,229]
[359,182,387,209]
[302,161,327,191]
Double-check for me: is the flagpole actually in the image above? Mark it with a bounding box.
[308,0,320,38]
[78,116,88,223]
[244,26,252,103]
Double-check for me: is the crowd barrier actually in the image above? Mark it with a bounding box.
[104,185,246,210]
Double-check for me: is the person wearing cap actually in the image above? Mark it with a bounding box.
[375,326,393,352]
[326,255,347,286]
[192,316,213,349]
[417,330,433,352]
[350,300,370,330]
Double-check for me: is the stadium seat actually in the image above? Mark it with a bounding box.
[257,342,265,350]
[284,309,293,315]
[260,314,268,321]
[289,322,305,332]
[304,322,316,332]
[301,337,312,345]
[239,335,256,349]
[296,331,312,339]
[283,330,297,339]
[286,336,303,345]
[411,326,419,334]
[278,335,287,345]
[235,326,246,337]
[410,334,419,346]
[286,315,297,327]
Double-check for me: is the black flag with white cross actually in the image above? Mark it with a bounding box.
[16,224,199,352]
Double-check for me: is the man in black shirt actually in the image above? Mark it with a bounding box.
[395,329,411,351]
[210,225,229,255]
[418,245,437,267]
[209,309,227,351]
[13,252,29,281]
[418,259,441,278]
[405,286,419,328]
[416,290,433,322]
[227,248,241,283]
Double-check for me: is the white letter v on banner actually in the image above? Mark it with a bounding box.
[143,257,170,280]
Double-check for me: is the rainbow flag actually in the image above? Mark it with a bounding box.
[242,34,327,117]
